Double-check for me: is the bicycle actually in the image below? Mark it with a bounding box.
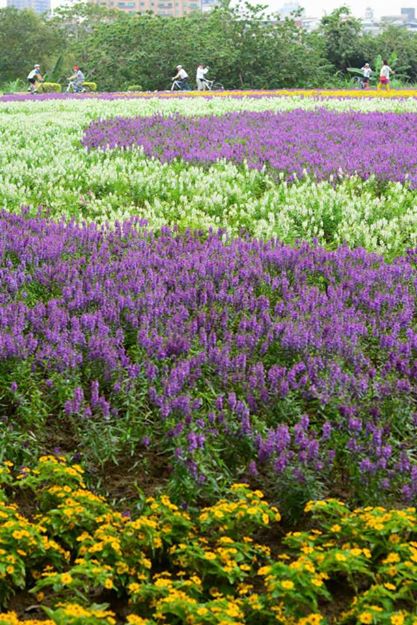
[65,81,92,93]
[200,78,224,91]
[351,75,366,89]
[171,79,190,91]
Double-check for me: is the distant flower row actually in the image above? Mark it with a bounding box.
[2,97,417,258]
[2,88,417,102]
[83,109,417,188]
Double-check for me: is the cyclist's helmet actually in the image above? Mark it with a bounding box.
[176,65,182,70]
[73,65,80,70]
[34,64,40,68]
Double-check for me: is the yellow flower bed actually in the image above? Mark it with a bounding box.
[67,88,417,99]
[1,458,417,623]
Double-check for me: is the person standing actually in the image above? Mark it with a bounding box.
[196,64,209,90]
[378,60,395,91]
[361,63,372,89]
[27,64,43,94]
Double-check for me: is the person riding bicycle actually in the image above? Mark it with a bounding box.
[196,64,210,91]
[27,64,43,94]
[67,65,85,93]
[172,65,189,90]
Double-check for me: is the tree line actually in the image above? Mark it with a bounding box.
[1,2,417,91]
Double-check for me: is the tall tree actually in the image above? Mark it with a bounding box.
[319,6,362,71]
[0,8,63,82]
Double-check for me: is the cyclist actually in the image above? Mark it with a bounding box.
[361,63,372,89]
[27,64,43,94]
[67,65,85,93]
[196,64,209,90]
[172,65,190,90]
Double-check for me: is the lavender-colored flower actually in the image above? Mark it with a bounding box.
[83,110,417,188]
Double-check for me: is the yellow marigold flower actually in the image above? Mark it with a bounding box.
[330,524,341,532]
[6,566,14,575]
[312,577,324,587]
[257,566,271,575]
[384,583,396,591]
[335,553,347,562]
[350,548,362,557]
[104,578,114,589]
[60,573,73,585]
[281,580,294,590]
[204,551,217,560]
[297,614,323,625]
[383,553,400,564]
[389,534,400,544]
[386,566,398,577]
[12,531,23,540]
[391,614,405,625]
[197,607,209,616]
[359,612,373,624]
[126,617,151,625]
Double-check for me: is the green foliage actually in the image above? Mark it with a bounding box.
[83,81,97,91]
[2,1,417,89]
[0,78,26,93]
[0,7,63,83]
[127,84,144,91]
[50,54,65,83]
[319,6,362,71]
[73,4,331,91]
[39,81,62,93]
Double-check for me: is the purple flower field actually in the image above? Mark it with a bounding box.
[83,109,417,186]
[2,210,417,503]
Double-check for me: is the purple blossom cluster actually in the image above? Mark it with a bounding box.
[0,91,314,102]
[83,109,417,186]
[2,211,417,501]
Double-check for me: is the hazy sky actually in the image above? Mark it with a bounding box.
[272,0,417,18]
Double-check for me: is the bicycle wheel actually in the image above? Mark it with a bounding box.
[350,76,363,89]
[211,82,224,91]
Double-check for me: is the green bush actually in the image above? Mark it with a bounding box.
[127,84,143,91]
[38,82,62,93]
[84,81,97,92]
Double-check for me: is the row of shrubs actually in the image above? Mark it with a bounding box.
[1,455,417,623]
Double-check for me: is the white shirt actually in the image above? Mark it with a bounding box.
[177,68,188,80]
[196,66,209,80]
[380,65,392,79]
[27,68,40,80]
[361,66,372,78]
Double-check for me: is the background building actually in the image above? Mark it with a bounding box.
[91,0,201,15]
[278,1,301,18]
[7,0,51,11]
[7,0,50,12]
